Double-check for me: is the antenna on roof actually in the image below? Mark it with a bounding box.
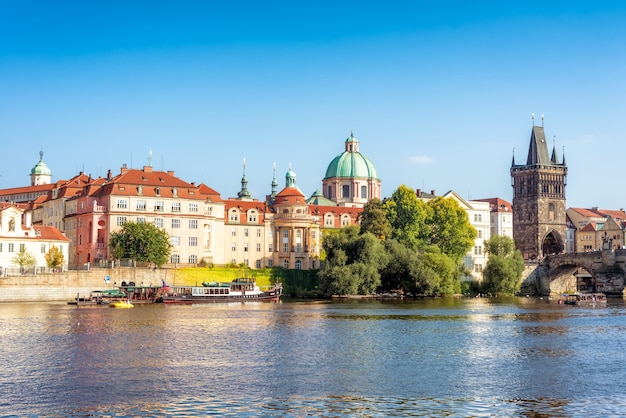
[541,114,544,127]
[531,113,535,126]
[149,149,153,167]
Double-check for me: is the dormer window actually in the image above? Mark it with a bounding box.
[173,187,178,197]
[36,229,41,236]
[155,187,161,196]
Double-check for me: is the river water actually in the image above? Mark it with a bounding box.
[1,297,625,417]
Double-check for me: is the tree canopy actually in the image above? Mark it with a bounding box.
[109,221,172,267]
[44,245,65,271]
[320,185,480,297]
[12,247,36,271]
[318,226,388,296]
[482,235,525,295]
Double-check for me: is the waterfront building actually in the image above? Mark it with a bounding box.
[322,132,381,207]
[0,202,69,274]
[510,118,568,261]
[67,165,225,267]
[223,162,273,268]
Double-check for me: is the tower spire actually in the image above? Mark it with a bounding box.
[237,157,251,199]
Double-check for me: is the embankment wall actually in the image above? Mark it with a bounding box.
[0,268,168,302]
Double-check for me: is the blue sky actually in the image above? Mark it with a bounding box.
[1,1,625,209]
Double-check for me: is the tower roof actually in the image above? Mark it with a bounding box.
[31,151,51,176]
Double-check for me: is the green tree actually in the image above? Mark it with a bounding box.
[420,246,461,295]
[384,184,430,250]
[44,245,65,271]
[482,235,525,295]
[318,226,388,296]
[359,198,392,239]
[109,221,172,267]
[12,247,36,273]
[425,196,477,262]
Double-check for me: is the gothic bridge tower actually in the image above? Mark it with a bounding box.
[511,116,568,261]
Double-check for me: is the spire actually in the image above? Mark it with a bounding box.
[511,147,516,167]
[270,162,278,198]
[237,157,251,199]
[526,125,551,166]
[562,145,567,166]
[345,130,360,152]
[39,149,44,162]
[551,135,560,164]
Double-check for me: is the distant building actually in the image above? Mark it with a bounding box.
[566,207,626,251]
[511,119,567,260]
[474,198,513,239]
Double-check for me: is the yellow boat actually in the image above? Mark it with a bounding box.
[110,300,134,308]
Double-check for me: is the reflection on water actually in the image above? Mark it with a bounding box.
[1,298,626,416]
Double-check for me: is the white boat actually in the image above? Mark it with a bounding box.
[162,278,282,304]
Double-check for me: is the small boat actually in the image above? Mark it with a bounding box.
[563,293,607,305]
[110,300,134,308]
[162,278,282,304]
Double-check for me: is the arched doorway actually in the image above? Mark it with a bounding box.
[542,231,564,257]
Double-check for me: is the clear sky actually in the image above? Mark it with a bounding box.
[1,1,625,209]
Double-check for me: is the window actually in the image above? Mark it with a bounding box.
[19,244,25,252]
[268,243,273,252]
[283,260,289,268]
[268,259,273,268]
[474,214,482,222]
[325,215,334,226]
[256,260,261,268]
[282,243,288,252]
[361,185,367,198]
[154,218,164,228]
[171,254,180,264]
[117,199,128,209]
[475,264,483,273]
[256,228,261,237]
[189,203,199,213]
[189,237,198,247]
[256,243,261,252]
[342,185,350,198]
[244,243,248,252]
[231,242,236,252]
[0,243,3,252]
[311,231,316,240]
[8,243,14,252]
[295,260,302,270]
[136,200,146,211]
[137,217,146,223]
[189,255,198,264]
[248,210,257,222]
[171,219,181,228]
[170,236,180,246]
[41,244,46,253]
[341,215,350,226]
[231,228,236,237]
[477,230,483,238]
[171,202,181,212]
[229,210,239,222]
[155,187,161,196]
[117,216,127,226]
[189,219,198,229]
[154,201,164,211]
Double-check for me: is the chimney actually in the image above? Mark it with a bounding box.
[143,165,153,173]
[431,190,436,196]
[168,170,175,176]
[416,189,422,197]
[121,164,128,174]
[107,169,112,180]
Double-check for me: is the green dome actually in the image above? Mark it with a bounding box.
[31,158,51,176]
[324,133,378,180]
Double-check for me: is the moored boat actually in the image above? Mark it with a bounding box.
[162,278,282,304]
[563,292,607,305]
[110,300,134,308]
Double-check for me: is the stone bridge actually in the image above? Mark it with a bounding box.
[520,249,626,296]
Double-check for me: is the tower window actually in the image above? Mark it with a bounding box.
[342,185,350,198]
